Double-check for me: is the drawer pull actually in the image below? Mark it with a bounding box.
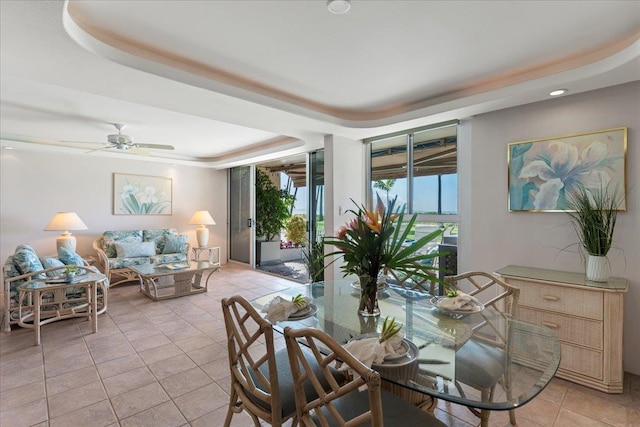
[542,321,559,329]
[542,295,559,301]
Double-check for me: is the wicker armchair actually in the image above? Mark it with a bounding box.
[444,271,521,426]
[283,326,447,427]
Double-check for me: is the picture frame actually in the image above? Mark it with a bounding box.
[113,173,173,215]
[508,127,627,212]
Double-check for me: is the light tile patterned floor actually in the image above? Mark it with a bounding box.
[1,263,638,426]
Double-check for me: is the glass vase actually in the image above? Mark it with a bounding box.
[358,273,380,317]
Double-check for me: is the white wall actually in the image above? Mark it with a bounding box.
[1,150,228,265]
[464,81,640,374]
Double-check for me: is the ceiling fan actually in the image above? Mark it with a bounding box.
[86,123,175,155]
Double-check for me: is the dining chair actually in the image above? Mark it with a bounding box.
[221,295,343,427]
[444,271,520,426]
[283,326,447,427]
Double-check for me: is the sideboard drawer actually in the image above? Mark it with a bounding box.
[514,280,603,320]
[559,342,603,380]
[518,307,603,349]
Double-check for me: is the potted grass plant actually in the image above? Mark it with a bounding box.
[565,185,621,282]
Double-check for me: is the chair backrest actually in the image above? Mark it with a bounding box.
[221,295,283,424]
[284,326,385,427]
[445,271,520,347]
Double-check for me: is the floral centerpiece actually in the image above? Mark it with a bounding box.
[324,196,443,316]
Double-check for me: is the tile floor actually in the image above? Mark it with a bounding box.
[1,263,638,427]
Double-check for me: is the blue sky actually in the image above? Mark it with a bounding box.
[283,173,457,216]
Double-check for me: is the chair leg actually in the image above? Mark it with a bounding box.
[509,409,517,425]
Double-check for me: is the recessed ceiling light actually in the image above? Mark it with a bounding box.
[4,146,14,150]
[549,89,568,96]
[327,0,351,14]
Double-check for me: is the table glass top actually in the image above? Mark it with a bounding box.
[251,280,561,411]
[129,261,219,276]
[18,272,106,291]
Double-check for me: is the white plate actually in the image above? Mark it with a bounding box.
[430,296,484,315]
[287,304,318,320]
[349,333,419,363]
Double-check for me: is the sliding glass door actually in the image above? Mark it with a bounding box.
[229,166,254,265]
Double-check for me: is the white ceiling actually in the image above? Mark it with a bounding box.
[1,0,638,168]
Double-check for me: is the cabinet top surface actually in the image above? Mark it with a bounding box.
[495,265,628,291]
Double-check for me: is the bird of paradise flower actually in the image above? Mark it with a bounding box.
[118,180,170,214]
[510,137,623,211]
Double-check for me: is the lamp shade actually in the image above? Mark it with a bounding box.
[44,212,88,252]
[189,211,216,226]
[189,210,216,247]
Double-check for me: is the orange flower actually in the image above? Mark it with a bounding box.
[337,225,348,240]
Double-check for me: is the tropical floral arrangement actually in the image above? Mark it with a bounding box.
[324,195,443,314]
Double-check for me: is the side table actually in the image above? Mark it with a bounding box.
[192,246,220,266]
[17,272,106,345]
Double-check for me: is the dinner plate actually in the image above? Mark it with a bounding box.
[287,304,318,320]
[430,296,484,315]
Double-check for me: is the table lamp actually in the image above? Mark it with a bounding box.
[189,210,216,247]
[44,212,88,252]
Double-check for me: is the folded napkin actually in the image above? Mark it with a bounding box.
[438,292,480,311]
[341,332,406,382]
[262,295,310,323]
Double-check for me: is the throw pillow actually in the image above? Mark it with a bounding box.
[13,244,45,277]
[143,229,177,254]
[58,247,85,266]
[39,256,65,277]
[103,230,143,258]
[163,234,188,254]
[115,241,156,258]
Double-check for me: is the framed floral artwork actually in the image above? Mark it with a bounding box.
[508,127,627,212]
[113,173,172,215]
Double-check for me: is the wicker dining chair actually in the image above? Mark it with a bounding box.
[221,295,342,427]
[444,271,521,426]
[283,326,447,427]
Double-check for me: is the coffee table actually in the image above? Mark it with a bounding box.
[17,272,107,345]
[130,261,220,301]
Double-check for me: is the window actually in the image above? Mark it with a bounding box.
[366,121,459,276]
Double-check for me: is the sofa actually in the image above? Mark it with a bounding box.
[93,229,190,286]
[2,244,108,332]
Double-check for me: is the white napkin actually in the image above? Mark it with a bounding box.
[438,292,480,311]
[341,332,406,383]
[262,295,310,323]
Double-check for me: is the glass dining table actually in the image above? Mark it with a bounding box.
[251,280,561,425]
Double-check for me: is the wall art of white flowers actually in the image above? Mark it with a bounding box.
[508,127,626,212]
[113,173,172,215]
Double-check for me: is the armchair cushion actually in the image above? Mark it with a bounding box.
[58,247,84,266]
[107,256,151,270]
[13,245,45,278]
[163,234,188,254]
[115,241,156,258]
[150,253,188,265]
[39,257,65,277]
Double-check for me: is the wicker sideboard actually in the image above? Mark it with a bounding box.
[495,265,628,393]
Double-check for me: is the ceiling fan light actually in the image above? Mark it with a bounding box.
[327,0,351,14]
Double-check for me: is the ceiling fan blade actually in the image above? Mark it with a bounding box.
[136,143,175,151]
[86,146,114,154]
[129,147,152,156]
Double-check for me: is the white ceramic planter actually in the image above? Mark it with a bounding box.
[586,254,610,282]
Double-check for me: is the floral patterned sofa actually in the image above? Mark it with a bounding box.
[93,229,190,286]
[2,244,108,332]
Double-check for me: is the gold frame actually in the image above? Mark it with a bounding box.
[507,127,627,212]
[113,173,173,215]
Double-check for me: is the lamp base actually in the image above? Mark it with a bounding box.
[57,234,77,252]
[196,226,210,248]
